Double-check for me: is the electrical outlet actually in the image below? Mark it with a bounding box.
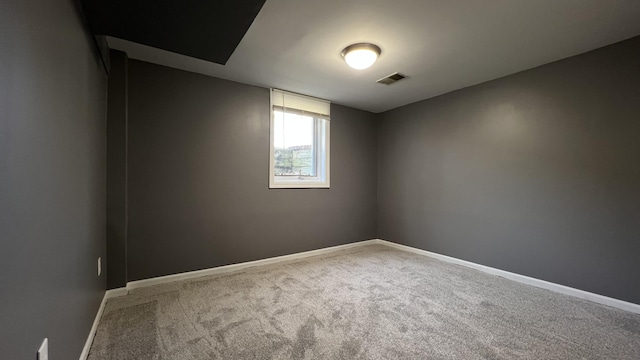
[38,338,48,360]
[98,257,102,276]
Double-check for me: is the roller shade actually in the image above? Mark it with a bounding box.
[271,89,330,119]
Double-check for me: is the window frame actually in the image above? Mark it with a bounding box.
[269,90,330,189]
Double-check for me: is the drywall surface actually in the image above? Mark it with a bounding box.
[106,50,128,289]
[377,36,640,304]
[0,1,107,359]
[126,60,377,280]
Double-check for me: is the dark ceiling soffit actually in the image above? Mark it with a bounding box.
[73,0,110,75]
[79,0,267,65]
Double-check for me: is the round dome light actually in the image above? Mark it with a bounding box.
[341,43,381,70]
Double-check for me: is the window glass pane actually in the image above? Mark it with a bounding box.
[273,110,316,176]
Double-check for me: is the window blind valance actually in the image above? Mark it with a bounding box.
[271,89,330,119]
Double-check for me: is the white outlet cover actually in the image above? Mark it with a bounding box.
[38,338,48,360]
[98,257,102,276]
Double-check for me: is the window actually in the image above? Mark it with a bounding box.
[270,89,330,188]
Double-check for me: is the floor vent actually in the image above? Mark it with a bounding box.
[377,72,406,85]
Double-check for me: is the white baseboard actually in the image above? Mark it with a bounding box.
[374,239,640,314]
[79,240,377,359]
[126,239,380,291]
[81,237,639,358]
[79,288,128,360]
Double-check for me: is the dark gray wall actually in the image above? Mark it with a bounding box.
[0,1,107,359]
[377,36,640,304]
[106,50,128,289]
[126,60,377,281]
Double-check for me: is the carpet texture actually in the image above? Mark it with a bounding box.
[88,245,640,359]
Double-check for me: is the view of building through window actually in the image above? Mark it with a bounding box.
[273,111,316,176]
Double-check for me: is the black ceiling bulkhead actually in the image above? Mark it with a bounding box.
[79,0,267,65]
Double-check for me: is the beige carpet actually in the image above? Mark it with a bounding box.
[88,244,640,359]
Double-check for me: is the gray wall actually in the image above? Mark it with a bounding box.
[377,36,640,304]
[126,60,377,281]
[0,1,107,359]
[106,50,128,289]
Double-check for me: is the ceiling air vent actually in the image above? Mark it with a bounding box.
[377,72,406,85]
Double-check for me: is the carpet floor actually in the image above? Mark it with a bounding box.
[88,244,640,359]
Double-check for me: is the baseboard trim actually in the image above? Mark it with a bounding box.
[81,237,639,358]
[126,239,380,291]
[79,288,128,360]
[105,287,129,299]
[79,241,378,359]
[374,239,640,314]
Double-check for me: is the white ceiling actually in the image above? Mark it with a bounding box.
[108,0,640,113]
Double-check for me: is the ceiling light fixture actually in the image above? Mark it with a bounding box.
[341,43,381,70]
